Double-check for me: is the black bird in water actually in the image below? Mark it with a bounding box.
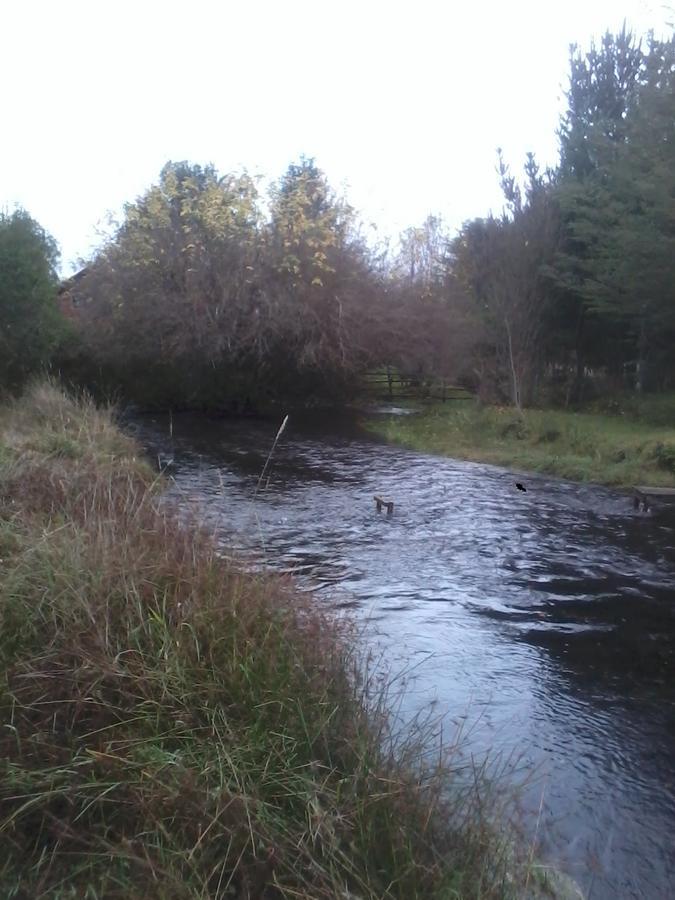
[515,482,527,492]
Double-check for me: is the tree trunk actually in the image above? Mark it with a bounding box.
[504,317,522,411]
[566,306,586,408]
[636,316,647,393]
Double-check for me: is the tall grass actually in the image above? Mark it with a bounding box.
[0,382,546,899]
[364,400,675,487]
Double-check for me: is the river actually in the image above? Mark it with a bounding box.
[129,408,675,900]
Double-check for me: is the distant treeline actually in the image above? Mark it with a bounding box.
[2,26,674,410]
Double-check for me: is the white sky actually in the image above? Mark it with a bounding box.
[1,0,671,273]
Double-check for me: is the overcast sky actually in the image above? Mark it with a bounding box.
[1,0,671,273]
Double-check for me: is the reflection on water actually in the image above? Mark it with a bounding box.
[130,411,675,899]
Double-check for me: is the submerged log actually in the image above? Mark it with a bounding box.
[374,495,394,515]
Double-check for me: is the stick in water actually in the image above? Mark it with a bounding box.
[254,415,289,499]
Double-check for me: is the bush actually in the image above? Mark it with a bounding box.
[500,418,529,440]
[0,209,65,390]
[648,441,675,473]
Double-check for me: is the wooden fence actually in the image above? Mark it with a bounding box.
[363,369,472,402]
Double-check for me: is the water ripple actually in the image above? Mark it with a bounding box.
[132,411,675,900]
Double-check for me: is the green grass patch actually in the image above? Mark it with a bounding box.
[0,382,554,899]
[363,399,675,487]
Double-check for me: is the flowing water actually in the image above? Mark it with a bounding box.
[130,409,675,899]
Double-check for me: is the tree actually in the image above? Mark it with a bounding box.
[73,161,263,405]
[70,159,384,407]
[386,216,482,387]
[263,157,380,392]
[0,208,62,389]
[559,25,643,178]
[395,215,448,290]
[455,154,560,408]
[553,31,675,390]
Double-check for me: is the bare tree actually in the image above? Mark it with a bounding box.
[454,155,560,409]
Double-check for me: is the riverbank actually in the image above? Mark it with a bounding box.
[0,382,575,899]
[362,399,675,489]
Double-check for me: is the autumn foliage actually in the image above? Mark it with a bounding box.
[58,159,477,409]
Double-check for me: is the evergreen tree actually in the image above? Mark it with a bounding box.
[0,209,62,389]
[554,31,675,389]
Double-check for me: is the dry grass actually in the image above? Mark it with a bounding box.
[0,381,541,899]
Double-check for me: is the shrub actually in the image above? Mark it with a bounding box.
[649,441,675,473]
[0,209,65,390]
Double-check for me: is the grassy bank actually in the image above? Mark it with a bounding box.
[363,398,675,488]
[0,382,564,899]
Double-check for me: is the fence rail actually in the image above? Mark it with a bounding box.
[363,370,472,402]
